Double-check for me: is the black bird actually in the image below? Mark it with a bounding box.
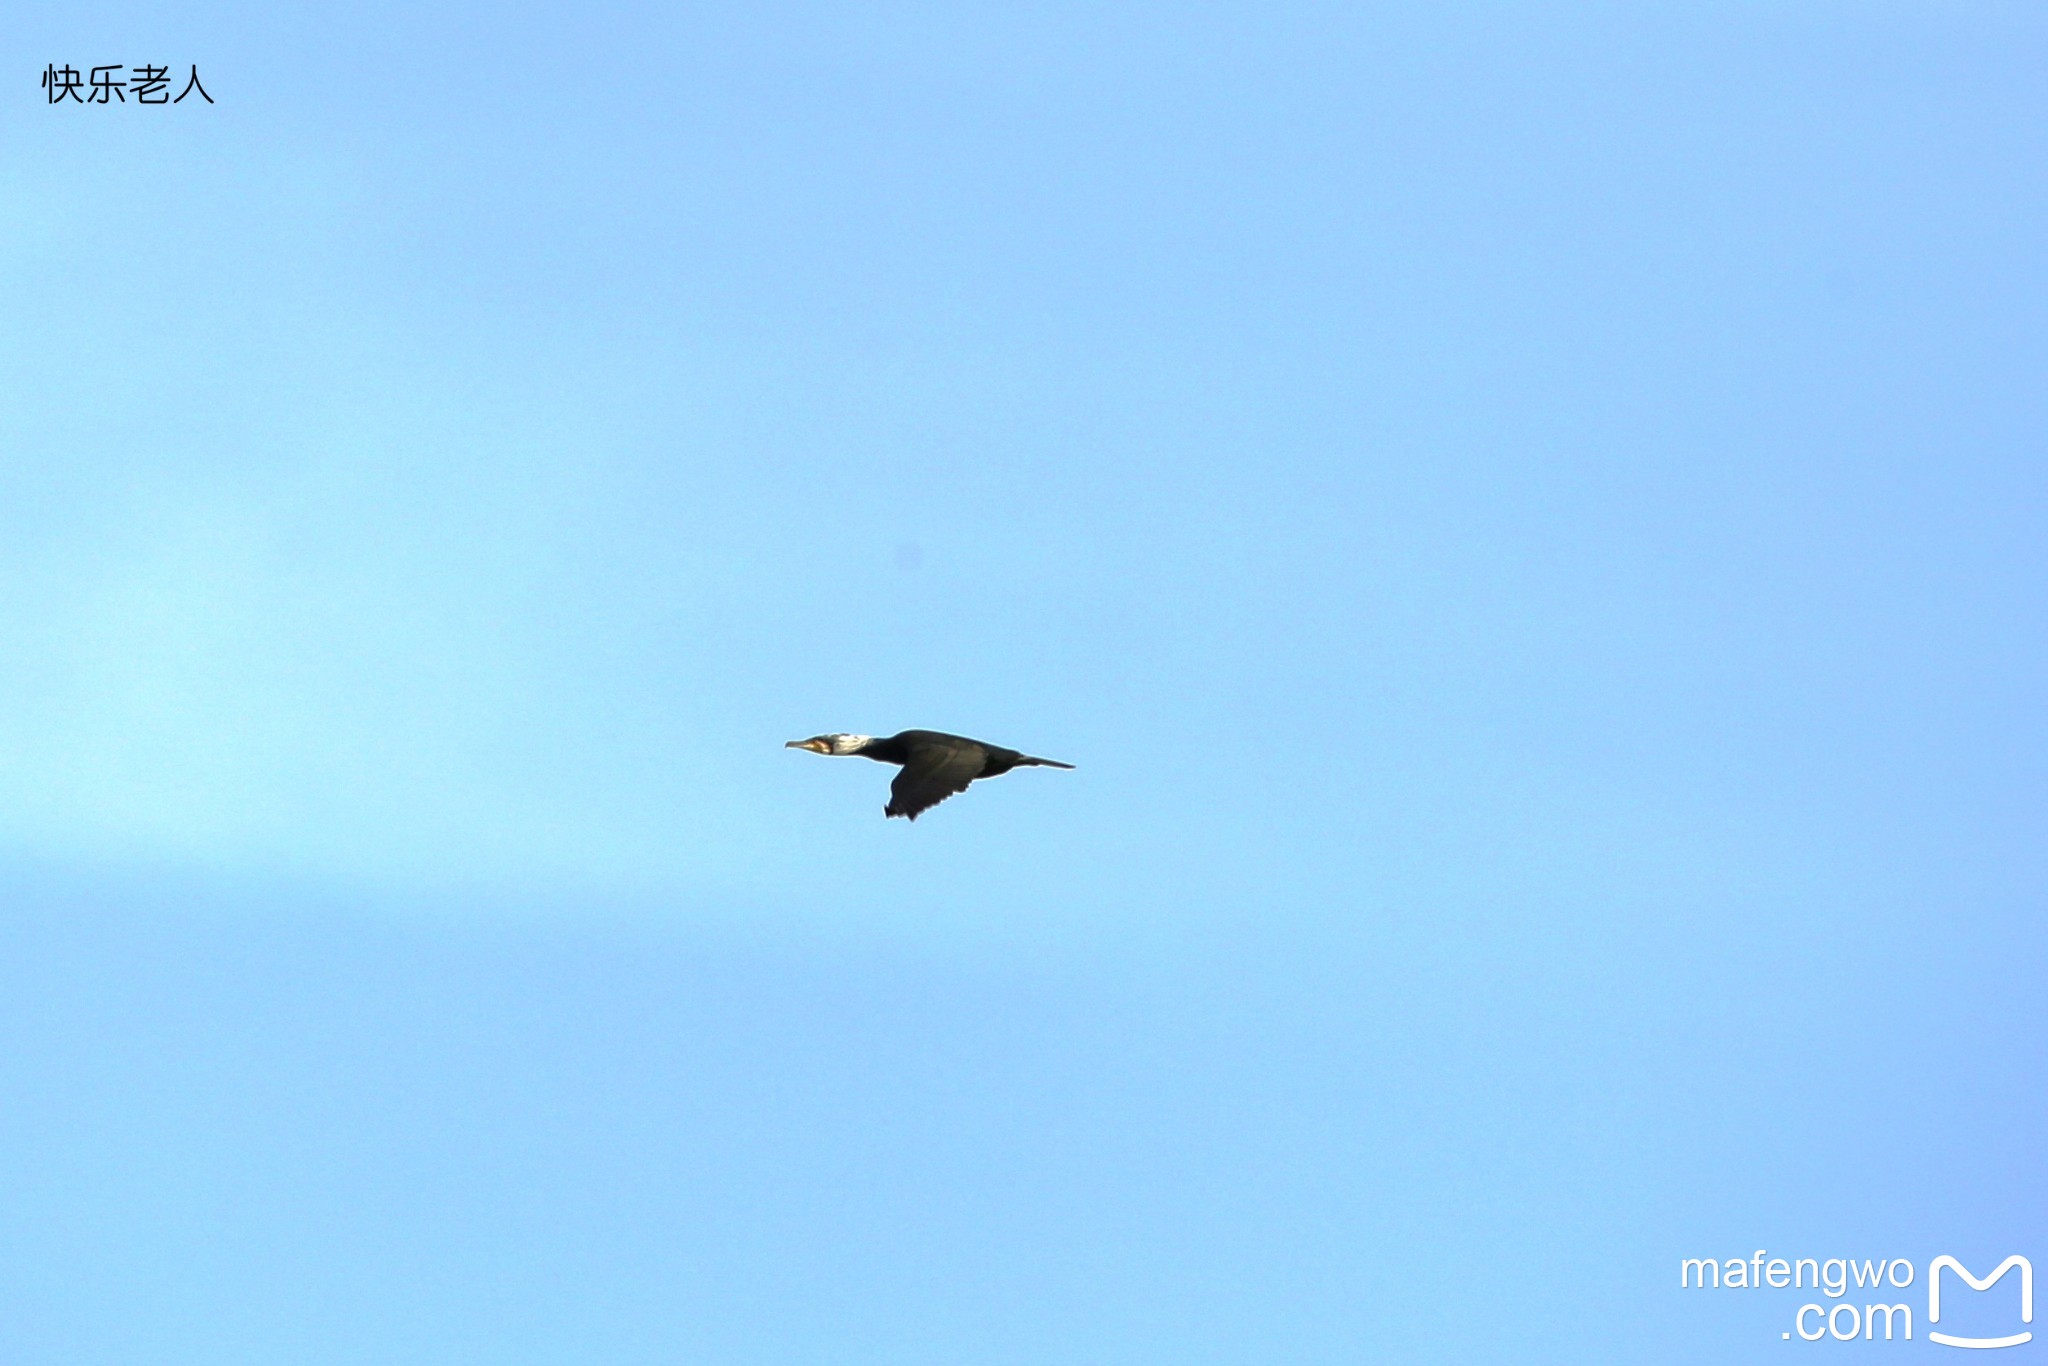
[786,729,1074,820]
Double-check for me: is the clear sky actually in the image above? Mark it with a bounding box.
[3,4,2044,1362]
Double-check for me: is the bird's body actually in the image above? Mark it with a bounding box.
[786,729,1074,820]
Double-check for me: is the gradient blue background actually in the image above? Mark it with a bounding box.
[3,4,2043,1361]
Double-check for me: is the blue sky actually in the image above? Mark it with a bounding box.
[3,4,2044,1362]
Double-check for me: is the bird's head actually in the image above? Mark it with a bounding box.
[785,733,873,756]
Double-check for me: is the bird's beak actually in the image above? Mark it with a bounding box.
[786,738,829,753]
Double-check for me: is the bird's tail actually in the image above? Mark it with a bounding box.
[1018,755,1075,769]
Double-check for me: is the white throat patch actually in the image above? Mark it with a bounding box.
[827,734,874,755]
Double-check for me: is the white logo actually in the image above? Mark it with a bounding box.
[1679,1249,2035,1347]
[1929,1255,2032,1350]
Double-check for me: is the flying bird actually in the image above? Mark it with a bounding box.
[786,729,1074,820]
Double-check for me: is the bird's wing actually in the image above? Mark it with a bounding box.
[886,743,987,820]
